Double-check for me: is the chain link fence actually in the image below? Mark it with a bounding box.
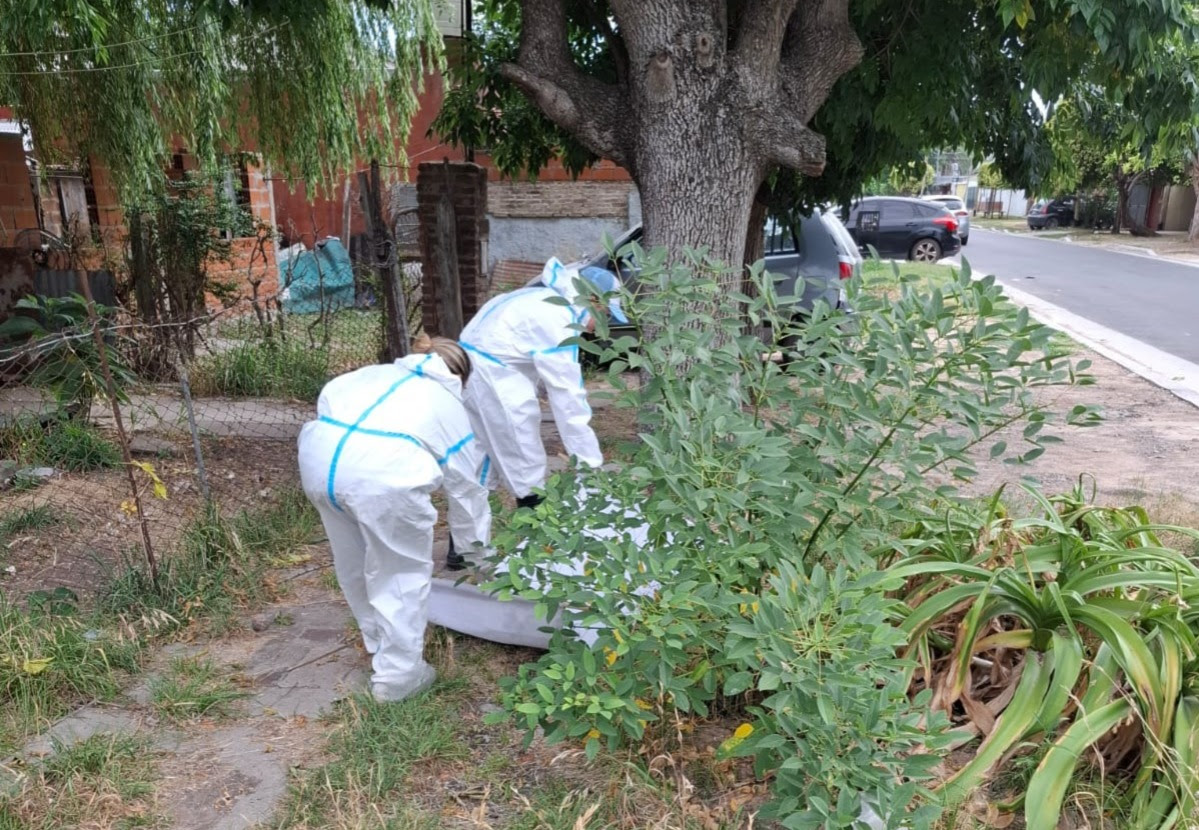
[0,255,422,606]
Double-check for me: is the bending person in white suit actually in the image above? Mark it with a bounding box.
[451,260,625,569]
[297,336,490,702]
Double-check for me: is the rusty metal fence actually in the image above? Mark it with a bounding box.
[0,263,421,606]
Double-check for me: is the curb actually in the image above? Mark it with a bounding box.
[976,227,1199,270]
[983,275,1199,409]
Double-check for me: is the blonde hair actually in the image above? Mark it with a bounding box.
[412,333,471,384]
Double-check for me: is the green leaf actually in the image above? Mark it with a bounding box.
[1025,699,1132,830]
[939,653,1053,804]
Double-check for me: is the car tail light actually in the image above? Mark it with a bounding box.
[839,261,853,280]
[933,216,958,234]
[956,210,968,217]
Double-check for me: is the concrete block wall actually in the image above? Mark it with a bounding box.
[486,181,639,270]
[417,161,488,338]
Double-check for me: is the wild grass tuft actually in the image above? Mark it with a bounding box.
[0,600,141,755]
[0,731,161,829]
[149,654,249,723]
[0,505,60,544]
[190,340,330,401]
[274,682,468,829]
[0,418,120,473]
[99,488,320,635]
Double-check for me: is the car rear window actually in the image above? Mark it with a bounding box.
[914,203,946,218]
[943,199,964,211]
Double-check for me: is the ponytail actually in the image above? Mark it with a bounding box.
[412,334,472,384]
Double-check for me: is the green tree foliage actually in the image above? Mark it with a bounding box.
[1047,82,1190,234]
[435,1,1198,226]
[0,1,443,202]
[977,162,1008,191]
[885,160,935,197]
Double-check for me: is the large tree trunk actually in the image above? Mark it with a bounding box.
[1144,183,1164,235]
[1116,172,1152,236]
[499,0,863,290]
[1189,163,1199,242]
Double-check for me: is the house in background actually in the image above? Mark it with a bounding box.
[0,7,637,314]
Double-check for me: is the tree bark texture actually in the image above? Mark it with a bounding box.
[1190,164,1199,242]
[500,0,862,283]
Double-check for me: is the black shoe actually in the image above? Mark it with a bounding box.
[516,494,544,511]
[445,537,467,571]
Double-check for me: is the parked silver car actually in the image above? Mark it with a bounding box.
[576,209,861,323]
[924,195,971,245]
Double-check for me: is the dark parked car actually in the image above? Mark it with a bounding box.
[846,197,962,263]
[1027,197,1076,230]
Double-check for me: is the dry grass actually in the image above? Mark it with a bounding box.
[0,732,164,829]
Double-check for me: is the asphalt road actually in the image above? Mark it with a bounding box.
[960,229,1199,363]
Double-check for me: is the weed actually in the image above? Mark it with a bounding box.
[0,731,161,829]
[0,418,120,472]
[99,488,318,635]
[190,340,330,401]
[149,654,248,723]
[274,686,468,828]
[0,599,141,754]
[0,506,59,544]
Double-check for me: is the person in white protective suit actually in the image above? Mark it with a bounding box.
[297,336,491,703]
[451,259,625,569]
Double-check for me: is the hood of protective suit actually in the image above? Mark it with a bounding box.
[527,258,627,324]
[395,352,463,401]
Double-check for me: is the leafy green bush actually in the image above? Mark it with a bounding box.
[0,294,136,422]
[888,483,1199,829]
[486,249,1096,828]
[190,340,330,400]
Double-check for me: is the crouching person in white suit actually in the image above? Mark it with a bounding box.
[451,259,625,568]
[297,336,491,703]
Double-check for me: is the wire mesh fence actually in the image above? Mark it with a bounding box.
[0,258,420,606]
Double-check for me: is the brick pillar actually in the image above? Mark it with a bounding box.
[417,161,488,337]
[0,135,39,246]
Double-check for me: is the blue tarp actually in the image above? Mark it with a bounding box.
[278,238,356,314]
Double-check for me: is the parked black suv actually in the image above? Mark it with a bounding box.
[846,197,962,262]
[1027,197,1076,230]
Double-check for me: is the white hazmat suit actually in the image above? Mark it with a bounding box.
[297,352,491,701]
[459,258,625,499]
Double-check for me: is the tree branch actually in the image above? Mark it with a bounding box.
[580,0,629,89]
[747,105,826,175]
[779,0,863,123]
[501,0,632,170]
[733,0,800,82]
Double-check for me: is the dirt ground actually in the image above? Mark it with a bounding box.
[0,435,300,604]
[959,349,1199,510]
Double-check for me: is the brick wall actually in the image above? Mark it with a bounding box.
[417,161,487,338]
[205,162,278,309]
[0,135,38,246]
[487,181,634,219]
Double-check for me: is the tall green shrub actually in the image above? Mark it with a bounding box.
[486,249,1097,828]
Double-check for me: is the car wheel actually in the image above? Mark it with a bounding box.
[910,238,942,262]
[1045,217,1059,229]
[961,235,969,246]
